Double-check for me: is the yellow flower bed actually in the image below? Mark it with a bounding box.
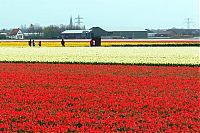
[0,40,199,47]
[0,41,90,47]
[101,40,200,46]
[40,41,89,47]
[0,41,28,47]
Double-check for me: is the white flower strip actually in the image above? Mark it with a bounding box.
[0,47,199,65]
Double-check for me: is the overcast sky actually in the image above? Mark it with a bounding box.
[0,0,199,30]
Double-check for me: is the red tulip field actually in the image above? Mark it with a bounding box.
[0,63,199,132]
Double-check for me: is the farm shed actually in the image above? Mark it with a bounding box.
[89,27,112,38]
[61,27,148,39]
[61,30,91,39]
[89,27,147,39]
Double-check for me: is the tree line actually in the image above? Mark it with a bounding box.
[0,23,85,39]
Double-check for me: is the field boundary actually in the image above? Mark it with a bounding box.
[0,61,199,67]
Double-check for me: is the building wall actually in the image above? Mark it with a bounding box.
[17,34,24,39]
[62,33,84,39]
[9,35,23,39]
[112,31,147,39]
[112,31,131,38]
[133,31,148,39]
[17,30,24,39]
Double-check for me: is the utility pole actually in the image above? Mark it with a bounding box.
[185,18,192,29]
[184,18,193,35]
[75,15,83,26]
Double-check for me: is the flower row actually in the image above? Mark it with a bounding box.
[0,47,199,65]
[0,63,199,132]
[0,39,199,47]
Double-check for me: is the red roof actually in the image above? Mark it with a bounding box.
[9,28,20,36]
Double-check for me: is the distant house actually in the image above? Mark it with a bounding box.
[167,29,200,38]
[8,28,24,39]
[149,29,200,39]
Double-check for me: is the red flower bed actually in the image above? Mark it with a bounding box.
[0,63,199,132]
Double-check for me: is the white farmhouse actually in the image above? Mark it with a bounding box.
[8,28,24,39]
